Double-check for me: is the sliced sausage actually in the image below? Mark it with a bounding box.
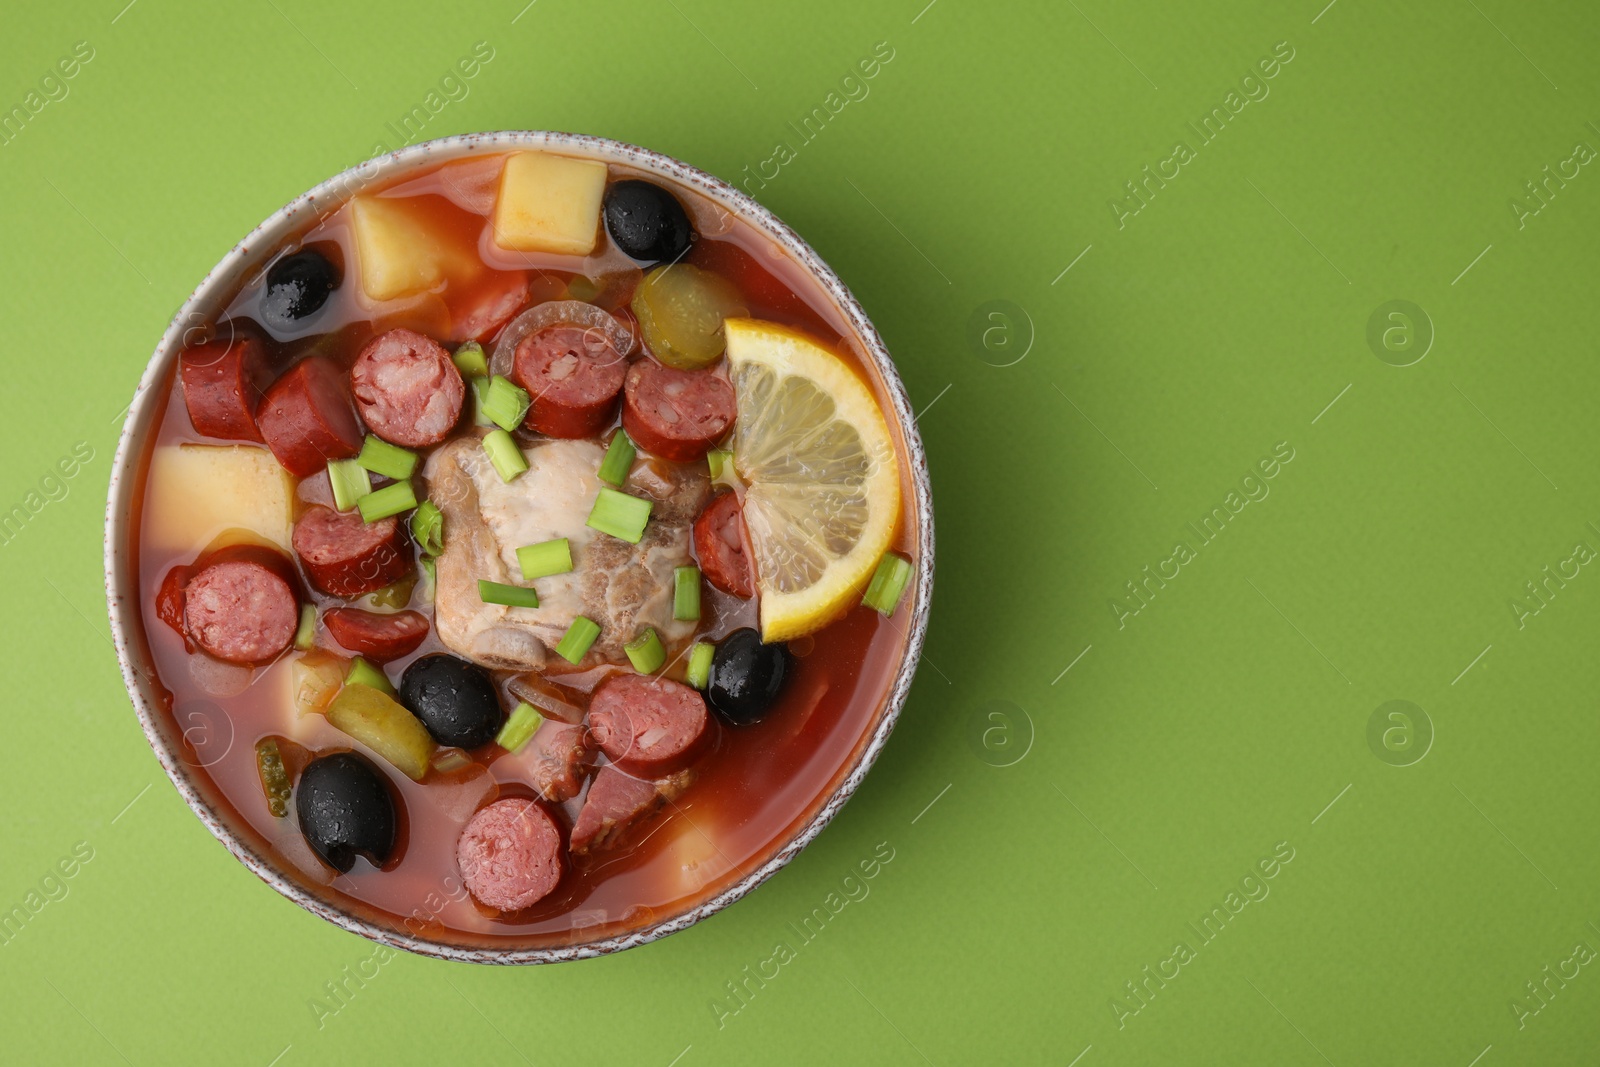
[693,491,755,598]
[496,719,591,803]
[181,545,300,665]
[155,564,192,640]
[511,324,628,438]
[448,270,530,344]
[324,608,429,661]
[457,798,562,911]
[180,335,272,441]
[570,765,694,855]
[257,357,363,477]
[588,674,708,774]
[621,359,736,462]
[292,504,412,597]
[350,328,465,448]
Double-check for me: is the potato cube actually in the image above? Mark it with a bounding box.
[492,152,607,256]
[143,444,294,554]
[351,195,479,301]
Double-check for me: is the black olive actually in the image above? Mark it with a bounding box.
[706,628,791,726]
[295,752,397,873]
[604,180,695,264]
[261,248,340,329]
[399,654,504,748]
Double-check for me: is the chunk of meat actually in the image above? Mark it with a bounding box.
[323,608,429,661]
[180,335,272,442]
[495,718,592,802]
[693,490,755,598]
[622,359,736,461]
[570,765,694,855]
[457,798,563,911]
[256,357,364,477]
[292,504,412,597]
[350,328,465,448]
[422,436,708,670]
[588,674,708,774]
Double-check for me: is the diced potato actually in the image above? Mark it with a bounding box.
[351,195,480,301]
[291,650,348,718]
[326,683,435,781]
[492,152,607,256]
[143,444,294,554]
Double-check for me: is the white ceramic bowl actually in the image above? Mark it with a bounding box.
[103,132,934,963]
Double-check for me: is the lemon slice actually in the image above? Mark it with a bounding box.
[724,318,901,641]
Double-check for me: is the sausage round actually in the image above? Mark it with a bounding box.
[257,357,364,477]
[292,504,412,597]
[621,359,736,462]
[588,674,708,773]
[182,548,299,664]
[324,608,430,661]
[350,328,465,448]
[570,765,693,855]
[180,335,271,441]
[693,491,755,598]
[457,798,562,911]
[511,324,628,438]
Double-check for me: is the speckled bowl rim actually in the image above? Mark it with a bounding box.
[103,131,934,964]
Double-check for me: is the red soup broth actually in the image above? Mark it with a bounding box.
[129,150,919,950]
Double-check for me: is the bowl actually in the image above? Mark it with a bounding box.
[103,131,933,963]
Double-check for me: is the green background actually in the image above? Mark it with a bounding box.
[2,0,1597,1062]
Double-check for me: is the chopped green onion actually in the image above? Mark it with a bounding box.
[432,747,471,773]
[862,551,914,615]
[482,429,528,482]
[419,557,437,602]
[481,375,531,432]
[345,656,395,697]
[411,501,444,556]
[554,616,601,664]
[255,739,292,818]
[293,604,317,651]
[586,487,653,543]
[517,538,572,580]
[597,429,636,486]
[625,627,666,674]
[327,459,370,512]
[707,449,732,479]
[453,340,489,379]
[478,579,539,609]
[686,642,715,689]
[495,702,545,754]
[357,435,418,481]
[357,479,417,523]
[471,375,495,426]
[673,566,701,621]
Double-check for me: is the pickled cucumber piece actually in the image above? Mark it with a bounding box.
[631,264,746,369]
[255,738,293,818]
[326,683,435,781]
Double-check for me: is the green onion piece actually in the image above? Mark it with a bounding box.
[554,616,601,664]
[293,604,317,651]
[327,459,370,512]
[255,739,292,818]
[586,486,654,543]
[357,479,417,523]
[411,501,444,556]
[357,435,418,481]
[478,579,539,609]
[495,702,545,754]
[453,340,489,379]
[419,557,437,602]
[432,747,471,773]
[707,449,732,479]
[625,627,666,674]
[517,538,573,580]
[471,375,495,426]
[686,642,715,689]
[597,429,637,487]
[345,656,395,697]
[482,429,528,482]
[674,565,701,621]
[862,551,914,615]
[481,375,531,432]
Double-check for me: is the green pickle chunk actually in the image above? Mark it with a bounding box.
[255,739,292,818]
[630,263,746,369]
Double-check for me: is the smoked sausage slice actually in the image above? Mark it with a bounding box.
[324,608,430,662]
[510,324,627,438]
[180,545,300,665]
[621,359,735,462]
[350,328,465,448]
[570,765,694,855]
[179,335,271,441]
[257,357,363,477]
[292,504,411,597]
[588,674,708,774]
[457,798,562,911]
[693,491,755,598]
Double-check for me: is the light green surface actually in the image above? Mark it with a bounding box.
[2,1,1598,1063]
